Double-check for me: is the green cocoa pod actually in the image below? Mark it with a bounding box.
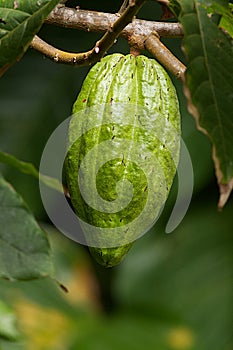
[65,54,181,267]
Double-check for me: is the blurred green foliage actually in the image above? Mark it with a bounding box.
[0,1,232,349]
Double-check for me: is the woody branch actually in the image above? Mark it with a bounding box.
[30,2,186,79]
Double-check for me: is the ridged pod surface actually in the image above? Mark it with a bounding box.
[65,54,181,267]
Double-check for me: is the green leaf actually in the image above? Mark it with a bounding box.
[169,0,182,18]
[0,0,60,77]
[219,3,233,38]
[0,150,63,193]
[0,300,19,341]
[200,1,233,38]
[0,175,53,280]
[171,0,233,208]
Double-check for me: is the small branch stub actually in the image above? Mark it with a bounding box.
[94,45,100,54]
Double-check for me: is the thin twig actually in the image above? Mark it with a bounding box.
[118,0,129,14]
[31,0,146,66]
[31,36,89,65]
[45,6,183,38]
[145,33,186,79]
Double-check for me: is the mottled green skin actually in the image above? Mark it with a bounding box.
[89,245,133,268]
[65,54,181,267]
